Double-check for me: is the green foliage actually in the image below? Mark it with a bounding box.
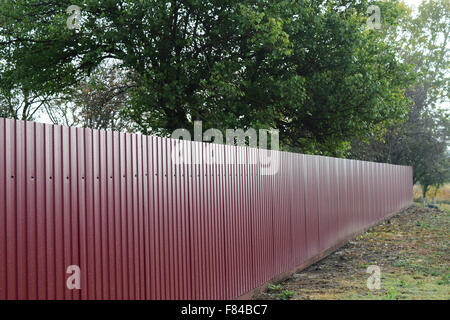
[436,273,450,285]
[396,0,450,107]
[47,64,133,130]
[0,0,413,154]
[383,288,400,300]
[267,283,283,292]
[350,0,450,190]
[278,289,295,300]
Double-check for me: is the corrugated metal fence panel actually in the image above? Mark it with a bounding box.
[305,155,320,260]
[0,118,5,300]
[317,157,326,252]
[0,118,413,300]
[328,156,339,252]
[273,151,291,277]
[252,147,272,287]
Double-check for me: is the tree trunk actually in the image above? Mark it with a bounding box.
[433,186,439,205]
[422,185,428,207]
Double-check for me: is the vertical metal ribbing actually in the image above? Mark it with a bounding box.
[105,130,116,299]
[117,131,126,299]
[34,123,45,299]
[250,147,260,285]
[0,117,414,300]
[169,138,179,299]
[82,128,92,299]
[90,128,100,299]
[317,157,326,251]
[225,144,238,298]
[221,144,230,298]
[24,121,36,300]
[235,146,244,295]
[61,125,71,300]
[141,134,149,300]
[288,154,295,266]
[295,153,307,266]
[130,134,139,299]
[202,141,213,299]
[188,141,200,299]
[183,139,193,300]
[98,130,108,299]
[367,162,374,225]
[375,163,379,221]
[0,118,6,300]
[218,143,227,299]
[15,121,26,299]
[5,120,16,299]
[137,134,145,300]
[69,127,80,300]
[335,159,343,242]
[77,128,87,300]
[213,142,226,299]
[348,160,355,234]
[324,157,332,250]
[303,155,311,260]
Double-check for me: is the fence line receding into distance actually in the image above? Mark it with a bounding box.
[0,118,413,300]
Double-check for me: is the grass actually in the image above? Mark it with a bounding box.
[254,205,450,300]
[349,271,449,300]
[438,203,450,212]
[267,284,282,292]
[278,290,296,300]
[266,283,296,300]
[350,206,449,300]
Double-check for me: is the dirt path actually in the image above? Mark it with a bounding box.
[255,206,449,300]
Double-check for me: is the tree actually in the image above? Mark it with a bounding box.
[408,110,449,204]
[0,0,413,155]
[47,64,133,131]
[350,0,450,203]
[0,85,59,121]
[395,0,449,107]
[421,151,450,205]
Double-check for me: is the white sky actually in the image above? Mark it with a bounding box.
[403,0,423,7]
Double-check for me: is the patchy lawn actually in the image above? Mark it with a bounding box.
[255,205,449,300]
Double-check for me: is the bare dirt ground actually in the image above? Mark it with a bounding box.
[255,205,449,300]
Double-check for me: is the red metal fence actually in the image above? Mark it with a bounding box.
[0,118,412,300]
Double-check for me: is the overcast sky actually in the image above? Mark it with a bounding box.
[404,0,422,5]
[403,0,423,9]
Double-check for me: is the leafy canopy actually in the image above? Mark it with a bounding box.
[350,0,450,190]
[0,0,414,155]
